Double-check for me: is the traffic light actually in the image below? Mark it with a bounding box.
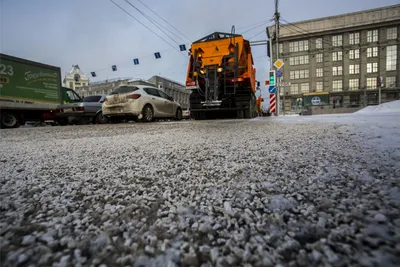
[269,70,276,86]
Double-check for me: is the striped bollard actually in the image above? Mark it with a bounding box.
[270,94,276,114]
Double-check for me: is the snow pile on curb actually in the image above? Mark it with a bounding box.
[354,100,400,114]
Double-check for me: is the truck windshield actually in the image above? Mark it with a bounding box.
[110,87,139,95]
[66,90,82,102]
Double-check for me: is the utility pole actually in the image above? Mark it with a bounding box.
[274,0,280,116]
[378,76,383,105]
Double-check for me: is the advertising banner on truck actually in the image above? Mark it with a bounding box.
[303,92,329,107]
[0,57,61,104]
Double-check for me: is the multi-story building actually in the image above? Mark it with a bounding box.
[63,65,89,90]
[74,77,132,97]
[267,4,400,114]
[148,75,190,109]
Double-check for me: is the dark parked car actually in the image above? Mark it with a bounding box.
[56,94,109,125]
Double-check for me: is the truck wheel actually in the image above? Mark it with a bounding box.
[244,97,256,119]
[95,112,108,124]
[57,119,68,126]
[237,110,244,119]
[1,113,20,129]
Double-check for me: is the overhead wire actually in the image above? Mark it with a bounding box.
[123,0,182,46]
[236,19,272,31]
[135,0,192,43]
[240,18,274,35]
[108,0,187,58]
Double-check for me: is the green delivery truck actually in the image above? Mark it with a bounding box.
[0,53,81,128]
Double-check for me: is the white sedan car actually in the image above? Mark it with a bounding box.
[102,85,183,122]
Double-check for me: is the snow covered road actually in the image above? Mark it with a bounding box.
[1,114,399,266]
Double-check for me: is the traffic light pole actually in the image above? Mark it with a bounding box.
[378,76,382,105]
[274,0,280,116]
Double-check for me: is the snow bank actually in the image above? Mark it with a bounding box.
[354,100,400,114]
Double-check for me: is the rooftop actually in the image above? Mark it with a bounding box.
[268,4,400,39]
[149,75,185,88]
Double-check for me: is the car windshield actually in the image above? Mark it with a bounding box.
[110,87,138,95]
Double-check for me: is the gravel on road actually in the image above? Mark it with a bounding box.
[1,118,399,267]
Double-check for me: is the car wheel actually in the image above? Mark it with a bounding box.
[1,113,21,128]
[95,112,108,124]
[175,108,182,121]
[141,104,154,122]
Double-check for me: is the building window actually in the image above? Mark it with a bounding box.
[332,96,343,108]
[349,32,360,45]
[332,35,342,46]
[349,64,360,74]
[69,82,73,88]
[316,68,323,77]
[367,29,378,42]
[367,77,377,89]
[386,76,397,88]
[290,84,298,94]
[386,45,397,71]
[301,69,309,79]
[289,55,309,66]
[350,94,360,106]
[367,47,378,57]
[332,51,343,61]
[300,83,309,93]
[316,82,323,92]
[316,53,323,63]
[290,69,309,79]
[279,43,283,54]
[367,93,378,105]
[332,80,343,91]
[349,49,360,59]
[289,40,309,52]
[299,56,308,64]
[316,38,323,49]
[332,66,343,76]
[349,79,359,90]
[387,27,397,40]
[367,63,378,73]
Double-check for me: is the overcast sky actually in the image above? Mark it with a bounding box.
[1,0,398,98]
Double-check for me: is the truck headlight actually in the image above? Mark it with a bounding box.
[217,67,223,73]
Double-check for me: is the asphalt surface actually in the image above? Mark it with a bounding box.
[1,117,399,267]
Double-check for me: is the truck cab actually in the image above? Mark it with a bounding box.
[63,87,82,104]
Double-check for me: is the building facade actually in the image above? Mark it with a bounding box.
[63,65,89,90]
[268,5,400,114]
[74,77,132,97]
[148,75,190,109]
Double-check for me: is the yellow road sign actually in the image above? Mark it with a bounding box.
[274,59,284,69]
